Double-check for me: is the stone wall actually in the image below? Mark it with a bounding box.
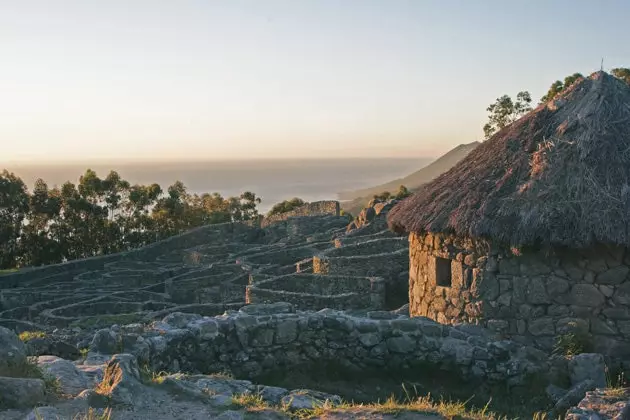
[261,201,340,228]
[96,303,550,387]
[246,273,386,310]
[313,240,409,309]
[409,232,630,357]
[0,222,262,289]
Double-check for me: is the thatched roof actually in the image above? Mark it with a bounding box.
[388,71,630,248]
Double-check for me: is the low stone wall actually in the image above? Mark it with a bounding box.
[100,303,550,387]
[261,201,340,228]
[246,273,386,310]
[0,222,262,289]
[313,243,409,309]
[409,232,630,357]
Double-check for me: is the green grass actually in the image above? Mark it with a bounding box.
[19,331,47,342]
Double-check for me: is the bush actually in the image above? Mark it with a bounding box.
[267,198,307,216]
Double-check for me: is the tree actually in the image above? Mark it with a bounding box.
[612,68,630,85]
[540,73,584,103]
[482,91,532,140]
[0,171,29,268]
[268,197,306,216]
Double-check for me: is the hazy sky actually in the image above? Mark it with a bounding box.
[1,0,629,163]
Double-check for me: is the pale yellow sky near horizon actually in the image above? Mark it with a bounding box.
[1,1,628,163]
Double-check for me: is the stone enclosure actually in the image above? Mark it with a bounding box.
[0,202,403,334]
[408,231,630,357]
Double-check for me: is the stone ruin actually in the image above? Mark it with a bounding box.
[0,203,626,418]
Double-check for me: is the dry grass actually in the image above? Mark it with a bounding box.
[19,331,47,342]
[388,71,630,248]
[0,357,61,396]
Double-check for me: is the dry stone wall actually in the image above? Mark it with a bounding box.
[261,201,340,227]
[409,232,630,357]
[92,303,550,387]
[246,273,386,310]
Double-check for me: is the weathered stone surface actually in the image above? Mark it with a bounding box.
[569,354,607,388]
[566,387,630,419]
[570,285,605,307]
[23,406,62,420]
[89,329,120,355]
[554,380,596,415]
[280,389,342,410]
[0,376,45,408]
[95,353,143,405]
[37,355,89,396]
[0,326,27,373]
[527,277,550,304]
[547,276,570,296]
[25,337,81,360]
[597,265,629,285]
[528,318,555,336]
[215,411,245,420]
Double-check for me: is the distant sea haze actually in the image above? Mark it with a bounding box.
[5,158,428,213]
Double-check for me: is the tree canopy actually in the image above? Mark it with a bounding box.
[267,197,306,216]
[540,73,584,103]
[0,169,262,270]
[482,91,532,140]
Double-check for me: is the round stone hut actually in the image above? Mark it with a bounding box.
[388,71,630,356]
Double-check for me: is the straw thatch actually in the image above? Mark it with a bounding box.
[388,71,630,248]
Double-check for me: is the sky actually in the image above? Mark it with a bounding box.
[1,0,629,163]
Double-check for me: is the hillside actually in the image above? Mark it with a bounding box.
[338,141,480,214]
[338,141,480,201]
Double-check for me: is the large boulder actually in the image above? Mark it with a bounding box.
[37,355,89,396]
[89,328,120,355]
[26,337,81,360]
[0,326,27,373]
[0,376,45,408]
[569,353,607,388]
[95,353,143,405]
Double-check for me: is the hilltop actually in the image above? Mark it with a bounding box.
[338,141,480,214]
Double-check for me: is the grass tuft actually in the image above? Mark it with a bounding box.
[19,331,47,342]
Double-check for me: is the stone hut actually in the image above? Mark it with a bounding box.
[388,71,630,356]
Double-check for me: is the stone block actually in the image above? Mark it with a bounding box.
[570,284,604,307]
[568,353,606,388]
[527,277,551,304]
[589,318,617,335]
[597,265,629,285]
[528,317,555,336]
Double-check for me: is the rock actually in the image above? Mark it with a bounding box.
[554,380,596,414]
[258,385,289,404]
[569,354,607,388]
[95,353,143,405]
[23,406,62,420]
[26,337,81,360]
[275,320,298,344]
[527,277,550,304]
[386,336,416,353]
[570,285,605,307]
[281,389,342,410]
[546,384,568,403]
[0,326,27,372]
[528,317,555,336]
[239,302,295,315]
[216,411,245,420]
[597,265,629,285]
[393,304,410,317]
[162,312,202,328]
[89,329,120,355]
[188,318,219,340]
[0,376,45,408]
[356,207,376,227]
[37,355,89,396]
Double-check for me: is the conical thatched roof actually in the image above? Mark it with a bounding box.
[388,71,630,248]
